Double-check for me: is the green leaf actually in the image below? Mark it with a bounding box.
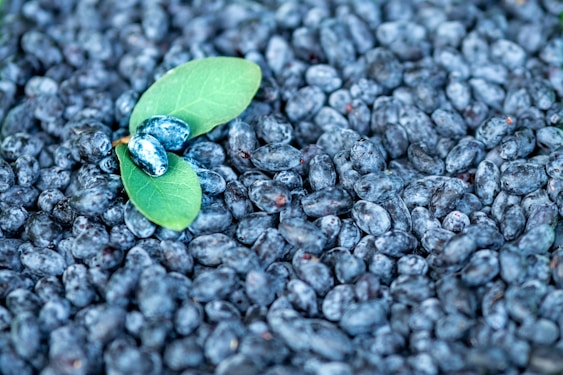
[129,57,262,139]
[115,144,202,231]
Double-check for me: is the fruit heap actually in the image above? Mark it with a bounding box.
[127,115,191,177]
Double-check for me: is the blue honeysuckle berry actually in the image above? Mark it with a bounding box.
[136,115,191,152]
[128,133,168,177]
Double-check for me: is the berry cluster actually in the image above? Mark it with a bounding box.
[127,115,192,177]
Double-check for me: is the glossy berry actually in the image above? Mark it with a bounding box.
[128,134,168,177]
[136,115,191,152]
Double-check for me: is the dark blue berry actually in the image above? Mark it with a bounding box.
[72,130,112,163]
[136,115,191,152]
[339,300,387,336]
[251,143,303,172]
[184,141,225,168]
[252,229,290,269]
[127,133,168,177]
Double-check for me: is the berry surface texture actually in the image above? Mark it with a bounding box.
[1,1,563,374]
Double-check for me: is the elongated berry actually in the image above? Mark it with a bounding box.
[136,115,191,152]
[128,134,168,177]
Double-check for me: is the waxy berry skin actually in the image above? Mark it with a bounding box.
[136,115,191,152]
[3,1,563,374]
[128,134,168,177]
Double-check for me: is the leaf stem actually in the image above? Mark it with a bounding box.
[112,135,131,147]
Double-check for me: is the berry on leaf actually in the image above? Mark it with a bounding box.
[136,115,192,152]
[128,133,169,177]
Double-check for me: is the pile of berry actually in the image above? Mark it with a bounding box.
[0,0,562,374]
